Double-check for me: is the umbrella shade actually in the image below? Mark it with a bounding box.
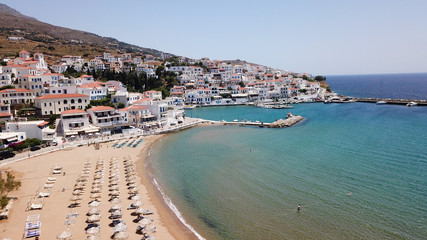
[110,181,119,185]
[88,208,100,215]
[138,218,152,225]
[132,201,142,207]
[113,231,128,240]
[86,235,100,240]
[126,180,136,185]
[128,189,138,194]
[87,214,101,223]
[131,195,141,201]
[109,177,119,182]
[88,200,101,207]
[111,204,121,210]
[72,190,83,196]
[110,197,120,204]
[110,185,119,191]
[110,191,120,196]
[74,186,84,190]
[128,187,137,191]
[70,195,82,201]
[135,208,145,215]
[90,193,101,199]
[128,183,137,188]
[57,230,72,239]
[113,222,127,232]
[77,177,88,182]
[91,188,101,193]
[93,175,103,180]
[93,179,102,184]
[86,227,100,234]
[110,210,122,217]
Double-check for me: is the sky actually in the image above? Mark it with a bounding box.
[2,0,427,75]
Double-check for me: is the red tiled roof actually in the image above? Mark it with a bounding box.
[128,105,148,110]
[61,109,87,115]
[78,83,104,88]
[134,98,152,104]
[37,121,49,127]
[36,94,88,100]
[0,112,12,117]
[0,89,32,93]
[88,106,114,111]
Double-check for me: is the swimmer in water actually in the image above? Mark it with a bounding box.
[297,204,301,211]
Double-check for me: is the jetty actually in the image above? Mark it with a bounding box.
[355,98,427,106]
[219,113,304,128]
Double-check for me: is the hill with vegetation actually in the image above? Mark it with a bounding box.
[0,4,167,64]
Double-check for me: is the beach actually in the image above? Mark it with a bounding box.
[0,134,197,240]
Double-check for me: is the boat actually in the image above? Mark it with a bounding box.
[376,81,386,104]
[184,105,196,110]
[376,100,387,104]
[406,102,417,107]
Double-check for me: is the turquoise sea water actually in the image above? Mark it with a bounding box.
[149,103,427,240]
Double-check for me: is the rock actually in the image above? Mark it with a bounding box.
[268,115,304,128]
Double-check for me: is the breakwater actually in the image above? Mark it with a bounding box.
[355,98,427,106]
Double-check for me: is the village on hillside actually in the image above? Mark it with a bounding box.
[0,49,331,154]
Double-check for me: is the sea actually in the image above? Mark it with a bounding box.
[147,73,427,240]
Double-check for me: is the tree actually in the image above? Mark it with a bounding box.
[302,75,309,80]
[0,172,21,209]
[238,81,245,87]
[314,75,327,81]
[117,102,125,109]
[0,85,15,91]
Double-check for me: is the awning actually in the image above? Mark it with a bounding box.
[65,131,78,136]
[85,129,99,133]
[142,115,156,119]
[6,137,18,141]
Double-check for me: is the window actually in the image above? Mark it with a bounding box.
[58,101,60,105]
[44,103,47,107]
[78,99,82,103]
[71,99,75,104]
[63,100,67,104]
[58,108,61,112]
[49,103,52,106]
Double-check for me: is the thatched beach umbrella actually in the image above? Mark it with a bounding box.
[77,177,88,182]
[86,227,100,235]
[132,201,142,207]
[89,200,101,207]
[90,193,101,199]
[113,222,127,232]
[86,235,100,240]
[135,208,145,215]
[93,175,103,180]
[110,197,120,204]
[111,204,121,211]
[128,189,138,194]
[110,190,120,196]
[91,188,101,194]
[128,183,137,188]
[110,185,119,191]
[131,195,141,201]
[70,195,82,201]
[87,214,101,223]
[57,230,72,239]
[72,190,82,196]
[88,207,100,215]
[138,218,152,225]
[113,231,128,240]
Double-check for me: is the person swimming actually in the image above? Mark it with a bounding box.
[297,204,301,211]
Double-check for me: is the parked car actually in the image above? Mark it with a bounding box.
[30,146,41,151]
[0,151,15,160]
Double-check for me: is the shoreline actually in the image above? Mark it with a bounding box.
[137,133,202,240]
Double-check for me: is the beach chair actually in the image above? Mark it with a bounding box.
[37,191,49,198]
[30,203,43,210]
[25,221,41,230]
[26,214,40,221]
[44,183,54,189]
[24,229,40,238]
[52,169,62,174]
[47,177,57,182]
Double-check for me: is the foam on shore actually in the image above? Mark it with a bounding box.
[152,177,206,240]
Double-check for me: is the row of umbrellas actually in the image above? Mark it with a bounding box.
[85,158,105,237]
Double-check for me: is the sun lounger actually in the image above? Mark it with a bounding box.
[25,221,41,230]
[30,203,43,210]
[47,177,56,181]
[37,192,49,198]
[52,169,62,174]
[24,229,40,238]
[26,214,40,221]
[53,166,62,170]
[44,183,54,189]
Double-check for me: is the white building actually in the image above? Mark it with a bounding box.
[0,132,26,149]
[6,120,55,142]
[0,89,34,105]
[60,109,97,136]
[35,93,90,115]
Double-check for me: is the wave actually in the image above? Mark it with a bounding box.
[152,177,206,240]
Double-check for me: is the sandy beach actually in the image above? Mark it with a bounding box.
[0,134,197,240]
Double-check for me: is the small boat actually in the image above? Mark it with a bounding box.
[376,100,387,104]
[184,105,196,110]
[406,102,417,107]
[233,119,238,122]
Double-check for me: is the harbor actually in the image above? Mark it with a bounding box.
[216,113,304,128]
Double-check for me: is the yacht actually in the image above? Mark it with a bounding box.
[376,100,387,104]
[406,102,417,107]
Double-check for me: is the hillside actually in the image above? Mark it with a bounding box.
[0,4,168,63]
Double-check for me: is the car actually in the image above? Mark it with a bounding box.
[30,146,41,151]
[0,151,15,160]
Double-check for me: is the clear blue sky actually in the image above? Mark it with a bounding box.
[2,0,427,75]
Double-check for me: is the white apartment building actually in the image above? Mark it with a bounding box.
[60,109,97,136]
[0,89,34,105]
[35,93,90,115]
